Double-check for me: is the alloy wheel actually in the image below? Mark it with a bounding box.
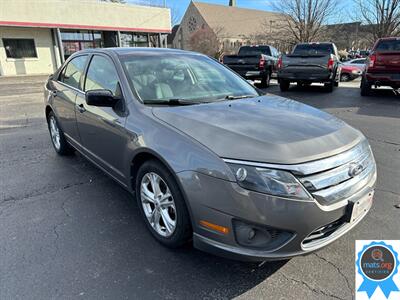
[140,172,177,237]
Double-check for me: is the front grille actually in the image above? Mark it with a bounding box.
[302,218,346,247]
[296,140,376,205]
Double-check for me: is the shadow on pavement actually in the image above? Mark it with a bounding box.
[266,82,400,119]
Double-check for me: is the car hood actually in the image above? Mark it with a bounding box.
[152,95,364,164]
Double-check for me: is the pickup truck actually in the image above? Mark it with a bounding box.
[222,45,279,87]
[361,37,400,96]
[277,42,340,92]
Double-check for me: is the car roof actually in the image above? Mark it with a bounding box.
[376,37,400,41]
[76,47,202,57]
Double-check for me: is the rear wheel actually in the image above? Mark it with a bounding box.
[47,111,74,155]
[360,76,372,96]
[324,80,334,93]
[279,79,290,91]
[135,160,192,248]
[260,72,271,88]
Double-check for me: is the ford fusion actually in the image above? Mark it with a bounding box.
[44,48,376,261]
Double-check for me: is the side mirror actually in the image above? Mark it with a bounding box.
[85,89,118,107]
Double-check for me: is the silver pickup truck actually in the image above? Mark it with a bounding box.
[278,42,341,92]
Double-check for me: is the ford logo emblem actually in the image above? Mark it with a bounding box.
[349,162,364,177]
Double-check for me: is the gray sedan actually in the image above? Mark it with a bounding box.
[44,48,376,261]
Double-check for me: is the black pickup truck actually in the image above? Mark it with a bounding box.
[277,42,340,92]
[222,45,279,87]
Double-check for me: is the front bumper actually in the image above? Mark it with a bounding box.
[177,168,376,262]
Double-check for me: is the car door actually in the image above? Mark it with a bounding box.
[52,55,88,144]
[75,54,128,184]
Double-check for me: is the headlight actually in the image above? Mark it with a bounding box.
[227,163,312,200]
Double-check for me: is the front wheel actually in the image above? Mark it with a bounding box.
[279,79,290,91]
[135,160,192,248]
[340,73,350,82]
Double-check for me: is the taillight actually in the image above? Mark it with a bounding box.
[259,58,266,70]
[369,54,376,68]
[277,57,283,69]
[327,57,334,70]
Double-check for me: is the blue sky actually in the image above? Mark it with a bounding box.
[129,0,355,25]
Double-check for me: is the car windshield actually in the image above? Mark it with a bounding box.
[120,53,259,104]
[375,39,400,52]
[292,44,333,56]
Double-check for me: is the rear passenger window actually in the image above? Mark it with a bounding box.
[84,55,120,95]
[61,55,88,90]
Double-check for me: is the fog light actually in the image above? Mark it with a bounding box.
[233,219,293,250]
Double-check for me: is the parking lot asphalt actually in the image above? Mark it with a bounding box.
[0,76,399,300]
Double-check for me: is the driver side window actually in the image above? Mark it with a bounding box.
[60,55,88,90]
[84,55,120,95]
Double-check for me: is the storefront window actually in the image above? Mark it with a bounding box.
[120,32,149,47]
[60,30,103,59]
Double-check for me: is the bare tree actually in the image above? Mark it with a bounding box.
[189,27,224,58]
[354,0,400,40]
[270,0,338,43]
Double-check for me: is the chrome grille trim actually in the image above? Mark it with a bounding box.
[299,150,372,191]
[312,163,376,204]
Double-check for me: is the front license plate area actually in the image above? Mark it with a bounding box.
[346,191,374,223]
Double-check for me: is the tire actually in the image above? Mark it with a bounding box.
[360,76,372,96]
[260,72,271,88]
[340,73,350,82]
[324,80,334,93]
[279,79,290,91]
[47,111,74,155]
[135,160,192,248]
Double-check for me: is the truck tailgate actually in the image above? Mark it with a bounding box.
[282,54,330,69]
[373,51,400,72]
[223,55,260,73]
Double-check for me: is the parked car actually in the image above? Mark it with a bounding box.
[340,64,363,82]
[343,58,367,71]
[222,45,279,87]
[277,42,340,92]
[361,37,400,96]
[45,48,376,261]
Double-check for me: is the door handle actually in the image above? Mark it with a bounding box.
[76,103,86,113]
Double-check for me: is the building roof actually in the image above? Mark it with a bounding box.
[192,1,283,38]
[0,0,171,33]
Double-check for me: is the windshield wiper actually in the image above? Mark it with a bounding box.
[143,98,203,106]
[224,94,256,100]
